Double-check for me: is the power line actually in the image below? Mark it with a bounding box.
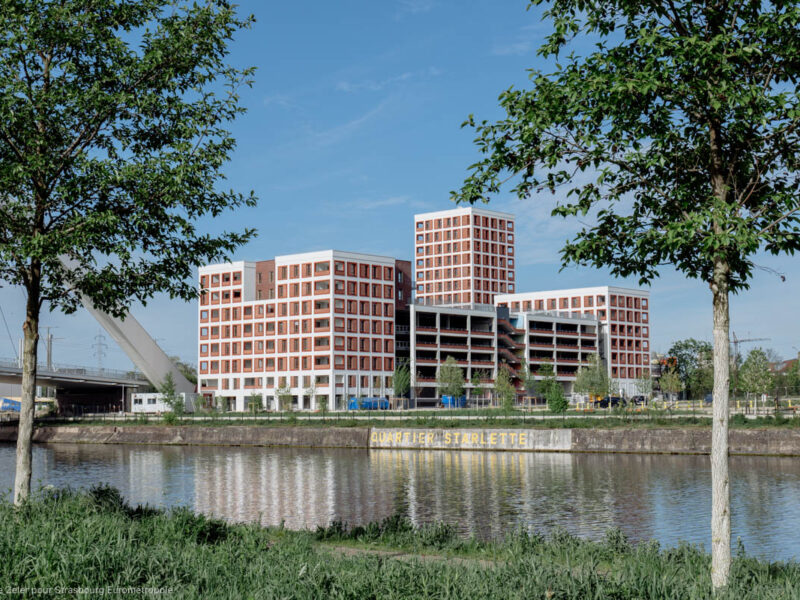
[0,303,17,360]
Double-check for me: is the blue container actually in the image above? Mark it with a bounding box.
[1,398,21,412]
[441,395,466,408]
[348,397,389,410]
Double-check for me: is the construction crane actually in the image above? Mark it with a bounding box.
[731,331,771,399]
[731,331,770,364]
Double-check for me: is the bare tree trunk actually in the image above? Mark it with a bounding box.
[710,258,731,589]
[14,275,41,505]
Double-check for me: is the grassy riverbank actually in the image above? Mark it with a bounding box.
[38,412,800,430]
[2,487,799,599]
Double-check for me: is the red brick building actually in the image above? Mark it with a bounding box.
[198,250,411,411]
[414,207,516,306]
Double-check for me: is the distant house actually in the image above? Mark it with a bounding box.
[770,355,799,375]
[132,392,196,414]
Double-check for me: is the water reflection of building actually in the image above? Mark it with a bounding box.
[368,450,669,541]
[193,448,396,529]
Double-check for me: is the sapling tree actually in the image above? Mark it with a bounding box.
[453,1,800,586]
[247,393,262,415]
[0,1,256,505]
[160,372,183,416]
[635,372,653,400]
[546,382,568,415]
[392,361,411,402]
[471,369,485,406]
[495,366,516,414]
[660,368,684,403]
[739,348,774,398]
[277,386,293,413]
[437,356,465,402]
[573,354,608,401]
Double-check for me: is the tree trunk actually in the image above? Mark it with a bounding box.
[710,258,731,589]
[14,276,41,505]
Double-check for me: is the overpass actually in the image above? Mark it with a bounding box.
[0,358,149,413]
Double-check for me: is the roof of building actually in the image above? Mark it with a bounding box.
[770,357,799,374]
[413,206,516,220]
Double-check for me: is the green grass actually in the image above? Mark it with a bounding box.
[41,413,800,430]
[2,487,799,599]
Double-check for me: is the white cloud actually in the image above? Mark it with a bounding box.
[335,66,441,94]
[340,195,433,211]
[491,40,532,56]
[395,0,435,18]
[491,23,550,57]
[262,93,295,109]
[309,100,390,148]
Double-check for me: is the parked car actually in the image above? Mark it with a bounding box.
[595,396,626,408]
[630,395,648,406]
[704,393,713,405]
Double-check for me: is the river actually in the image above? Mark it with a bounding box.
[1,443,798,560]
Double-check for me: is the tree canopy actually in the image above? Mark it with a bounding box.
[393,361,411,398]
[0,0,257,316]
[739,347,774,396]
[494,365,516,412]
[573,354,609,398]
[668,339,714,399]
[454,2,800,288]
[437,356,465,399]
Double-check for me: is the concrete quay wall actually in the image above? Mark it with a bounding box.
[0,425,370,449]
[1,425,800,456]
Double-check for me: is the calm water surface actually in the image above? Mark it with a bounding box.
[1,443,799,560]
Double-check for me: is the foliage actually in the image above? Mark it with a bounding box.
[246,394,262,414]
[0,0,257,316]
[536,362,558,398]
[3,488,800,599]
[776,360,800,395]
[437,356,465,400]
[635,372,653,399]
[546,382,569,414]
[317,395,328,415]
[495,366,516,413]
[519,363,537,398]
[304,381,316,410]
[169,357,198,385]
[393,361,411,398]
[659,368,684,400]
[668,339,714,399]
[573,354,609,399]
[471,369,485,402]
[739,348,775,396]
[159,373,183,417]
[277,386,293,412]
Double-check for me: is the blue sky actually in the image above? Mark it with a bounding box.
[0,0,797,370]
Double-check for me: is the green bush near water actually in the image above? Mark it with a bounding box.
[1,487,800,598]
